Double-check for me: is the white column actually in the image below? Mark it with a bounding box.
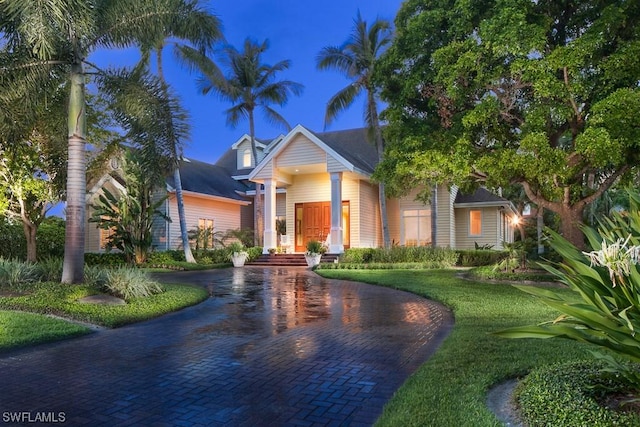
[329,172,344,254]
[262,178,277,254]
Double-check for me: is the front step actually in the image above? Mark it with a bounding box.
[247,253,339,267]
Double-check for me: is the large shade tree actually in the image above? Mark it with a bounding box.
[0,0,218,282]
[377,0,640,249]
[316,12,393,247]
[183,38,303,246]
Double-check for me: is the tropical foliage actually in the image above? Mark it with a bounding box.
[317,13,393,247]
[0,0,217,282]
[89,151,170,265]
[497,190,640,387]
[377,0,640,249]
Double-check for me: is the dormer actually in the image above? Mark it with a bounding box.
[231,134,269,170]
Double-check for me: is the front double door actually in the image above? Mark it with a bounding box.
[295,202,331,252]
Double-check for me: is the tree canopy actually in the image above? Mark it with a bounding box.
[377,0,640,247]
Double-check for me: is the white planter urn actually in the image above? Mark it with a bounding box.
[231,252,248,267]
[305,253,322,268]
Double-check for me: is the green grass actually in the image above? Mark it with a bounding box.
[0,282,208,328]
[0,310,91,351]
[316,269,591,427]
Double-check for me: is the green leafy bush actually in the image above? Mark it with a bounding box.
[0,222,26,260]
[84,252,127,267]
[517,360,640,426]
[0,258,40,291]
[456,249,510,266]
[35,257,63,282]
[36,217,65,259]
[83,265,108,288]
[103,268,164,301]
[246,246,262,261]
[340,246,459,267]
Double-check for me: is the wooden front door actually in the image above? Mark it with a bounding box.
[295,202,331,252]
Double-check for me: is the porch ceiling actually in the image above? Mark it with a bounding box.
[277,163,326,175]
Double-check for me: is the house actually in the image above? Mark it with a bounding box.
[85,125,517,253]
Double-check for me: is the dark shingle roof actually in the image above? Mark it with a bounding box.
[310,127,379,174]
[455,187,509,204]
[168,158,250,201]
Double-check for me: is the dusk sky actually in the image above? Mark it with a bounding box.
[110,0,405,164]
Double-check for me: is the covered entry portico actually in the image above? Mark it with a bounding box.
[247,125,380,254]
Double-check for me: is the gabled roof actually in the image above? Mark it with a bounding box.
[454,187,517,214]
[248,125,379,180]
[308,127,379,174]
[168,158,250,202]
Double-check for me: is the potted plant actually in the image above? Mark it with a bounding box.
[305,240,323,268]
[228,241,248,267]
[268,247,277,256]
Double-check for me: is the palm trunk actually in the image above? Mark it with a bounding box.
[249,112,263,246]
[369,91,390,248]
[174,167,196,262]
[537,207,544,255]
[61,62,86,283]
[156,45,196,263]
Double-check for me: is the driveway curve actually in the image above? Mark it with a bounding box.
[0,267,452,426]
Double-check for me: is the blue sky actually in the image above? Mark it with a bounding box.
[144,0,403,164]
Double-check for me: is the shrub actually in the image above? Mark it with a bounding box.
[246,246,262,261]
[0,258,40,291]
[36,217,65,259]
[103,268,164,301]
[339,246,459,267]
[517,360,640,426]
[456,249,510,266]
[84,252,127,267]
[84,265,108,288]
[0,222,26,260]
[36,257,63,282]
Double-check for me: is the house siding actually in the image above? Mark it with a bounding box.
[277,134,326,168]
[435,185,456,248]
[327,154,348,173]
[455,207,499,250]
[85,179,124,253]
[358,180,380,247]
[166,194,242,249]
[387,197,400,245]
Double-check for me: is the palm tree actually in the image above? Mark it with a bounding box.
[184,38,303,245]
[139,4,223,264]
[317,12,393,247]
[0,0,216,283]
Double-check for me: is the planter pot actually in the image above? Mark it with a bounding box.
[305,253,322,268]
[231,253,248,267]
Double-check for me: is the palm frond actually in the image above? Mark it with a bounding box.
[324,83,361,127]
[261,106,292,131]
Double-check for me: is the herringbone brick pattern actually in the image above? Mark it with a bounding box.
[0,267,452,426]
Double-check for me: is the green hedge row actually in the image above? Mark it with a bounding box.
[341,246,460,266]
[0,218,65,261]
[456,249,510,266]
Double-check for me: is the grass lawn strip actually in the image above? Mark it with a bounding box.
[0,282,208,329]
[0,310,91,351]
[317,269,592,427]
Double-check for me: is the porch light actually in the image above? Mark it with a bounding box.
[511,216,521,226]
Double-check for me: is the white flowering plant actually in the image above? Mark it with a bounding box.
[497,190,640,387]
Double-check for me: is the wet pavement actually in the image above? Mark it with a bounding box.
[0,267,452,426]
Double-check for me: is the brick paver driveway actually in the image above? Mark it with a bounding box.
[0,267,452,426]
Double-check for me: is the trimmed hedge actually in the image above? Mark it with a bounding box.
[0,218,65,261]
[456,249,510,266]
[340,246,459,266]
[517,360,640,426]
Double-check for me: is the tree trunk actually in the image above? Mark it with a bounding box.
[174,168,196,263]
[559,206,586,250]
[23,221,37,263]
[369,90,390,248]
[537,208,544,255]
[62,62,86,284]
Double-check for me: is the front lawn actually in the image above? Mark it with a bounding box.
[0,310,91,351]
[316,269,591,426]
[0,282,208,329]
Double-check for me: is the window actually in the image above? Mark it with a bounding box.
[242,148,252,168]
[469,210,482,236]
[197,218,214,248]
[402,209,431,246]
[98,216,115,250]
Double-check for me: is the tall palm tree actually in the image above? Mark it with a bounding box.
[0,0,212,283]
[317,12,393,247]
[184,38,303,245]
[139,4,223,263]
